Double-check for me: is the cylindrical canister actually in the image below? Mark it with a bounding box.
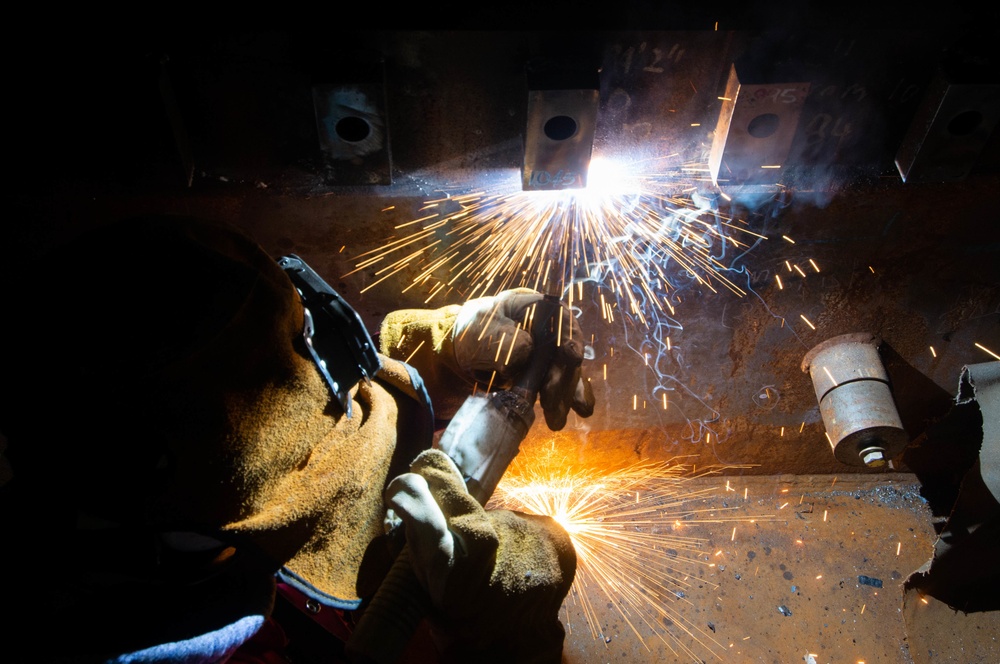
[801,333,908,468]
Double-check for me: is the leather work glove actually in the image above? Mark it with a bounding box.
[379,288,595,430]
[451,288,594,430]
[384,448,576,663]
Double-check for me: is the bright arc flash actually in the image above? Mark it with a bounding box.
[346,155,755,326]
[347,153,777,443]
[488,443,771,662]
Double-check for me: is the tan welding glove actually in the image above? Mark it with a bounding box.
[380,288,594,430]
[385,448,576,663]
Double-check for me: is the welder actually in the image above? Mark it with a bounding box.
[0,214,594,663]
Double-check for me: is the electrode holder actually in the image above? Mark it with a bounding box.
[801,332,909,468]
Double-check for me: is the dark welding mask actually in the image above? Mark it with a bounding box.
[277,254,381,419]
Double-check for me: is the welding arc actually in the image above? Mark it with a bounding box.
[346,297,563,663]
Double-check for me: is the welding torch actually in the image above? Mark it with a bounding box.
[440,292,561,503]
[345,292,563,664]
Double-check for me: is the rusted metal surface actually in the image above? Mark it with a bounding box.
[559,473,941,664]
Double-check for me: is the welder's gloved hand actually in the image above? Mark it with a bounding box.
[384,450,475,607]
[452,288,594,430]
[378,287,595,428]
[385,449,576,663]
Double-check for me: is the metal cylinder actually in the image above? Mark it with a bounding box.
[801,333,908,468]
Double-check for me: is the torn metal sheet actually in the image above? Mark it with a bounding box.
[957,361,1000,501]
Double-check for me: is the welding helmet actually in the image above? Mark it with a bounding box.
[0,214,432,659]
